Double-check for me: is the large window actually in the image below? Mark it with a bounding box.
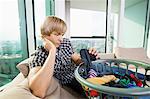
[69,0,107,53]
[0,0,28,86]
[0,0,21,57]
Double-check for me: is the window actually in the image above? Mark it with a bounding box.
[70,8,106,37]
[0,0,28,86]
[69,0,107,53]
[0,0,21,57]
[71,38,105,53]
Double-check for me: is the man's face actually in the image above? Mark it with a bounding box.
[47,31,64,47]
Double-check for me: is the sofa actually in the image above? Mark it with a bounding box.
[0,47,150,99]
[100,47,150,63]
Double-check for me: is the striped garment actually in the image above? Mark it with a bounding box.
[29,38,77,84]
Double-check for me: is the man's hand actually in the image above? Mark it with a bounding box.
[43,38,56,51]
[71,48,100,65]
[88,48,100,59]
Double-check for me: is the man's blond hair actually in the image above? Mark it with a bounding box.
[41,16,67,37]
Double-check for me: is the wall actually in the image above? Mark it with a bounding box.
[121,0,147,47]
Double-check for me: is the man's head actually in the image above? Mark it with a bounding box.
[41,16,67,47]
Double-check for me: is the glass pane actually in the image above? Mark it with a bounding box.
[69,0,107,53]
[34,0,46,46]
[70,9,106,37]
[71,38,105,53]
[111,0,120,50]
[70,0,107,37]
[0,0,23,86]
[123,0,147,47]
[0,1,21,56]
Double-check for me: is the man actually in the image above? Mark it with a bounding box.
[28,16,100,98]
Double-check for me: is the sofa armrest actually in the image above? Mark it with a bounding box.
[100,53,115,59]
[0,83,11,92]
[0,73,25,92]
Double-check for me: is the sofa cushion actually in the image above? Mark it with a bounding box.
[115,47,148,60]
[16,57,33,77]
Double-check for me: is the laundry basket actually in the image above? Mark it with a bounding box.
[75,59,150,99]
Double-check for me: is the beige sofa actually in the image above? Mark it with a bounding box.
[0,73,79,99]
[0,60,84,99]
[100,47,150,64]
[0,47,149,99]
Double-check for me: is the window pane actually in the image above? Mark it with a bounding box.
[0,0,23,86]
[0,1,20,50]
[70,8,106,37]
[111,0,120,50]
[71,38,105,53]
[69,0,107,52]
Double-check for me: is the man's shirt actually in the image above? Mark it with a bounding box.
[29,38,77,84]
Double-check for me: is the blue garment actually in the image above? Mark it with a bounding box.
[91,62,145,80]
[138,96,150,99]
[91,62,112,76]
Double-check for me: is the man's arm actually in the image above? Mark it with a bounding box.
[71,52,82,65]
[28,38,56,98]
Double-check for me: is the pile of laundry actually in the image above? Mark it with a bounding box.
[81,62,150,97]
[79,49,150,98]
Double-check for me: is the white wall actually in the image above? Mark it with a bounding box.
[120,1,146,48]
[121,18,145,47]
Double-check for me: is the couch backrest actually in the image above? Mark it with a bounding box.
[115,47,148,60]
[16,56,34,77]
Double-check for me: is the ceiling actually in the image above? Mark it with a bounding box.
[69,0,145,13]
